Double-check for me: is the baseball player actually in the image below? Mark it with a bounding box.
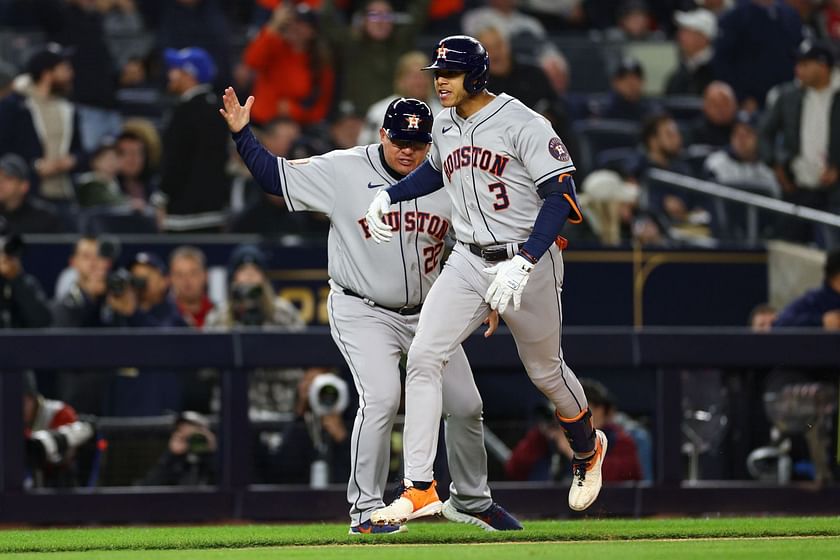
[365,35,608,525]
[219,89,522,534]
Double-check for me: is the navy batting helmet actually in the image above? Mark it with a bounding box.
[382,98,433,144]
[423,35,489,95]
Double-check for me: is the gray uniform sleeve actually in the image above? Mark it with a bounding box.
[279,154,337,216]
[516,116,576,187]
[429,137,443,172]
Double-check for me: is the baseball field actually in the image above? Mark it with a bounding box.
[1,516,838,559]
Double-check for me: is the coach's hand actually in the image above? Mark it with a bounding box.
[219,86,254,133]
[364,190,393,243]
[484,255,534,314]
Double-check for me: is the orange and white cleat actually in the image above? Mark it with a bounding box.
[568,429,608,511]
[370,480,443,524]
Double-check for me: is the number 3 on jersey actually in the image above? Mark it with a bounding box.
[423,242,444,273]
[489,182,510,210]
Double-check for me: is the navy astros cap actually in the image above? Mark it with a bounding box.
[383,98,433,144]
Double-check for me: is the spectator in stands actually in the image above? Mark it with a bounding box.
[52,235,114,414]
[243,3,334,127]
[169,246,214,329]
[773,248,840,330]
[291,101,366,159]
[159,47,230,233]
[321,0,431,114]
[820,0,840,42]
[158,0,232,90]
[758,41,840,245]
[206,244,304,330]
[517,0,585,30]
[630,113,712,234]
[0,154,64,233]
[579,169,640,246]
[103,251,186,416]
[687,81,738,147]
[31,0,122,152]
[0,44,85,204]
[697,0,733,16]
[703,111,780,197]
[505,378,643,483]
[606,0,658,41]
[0,60,16,99]
[24,371,94,488]
[116,124,162,212]
[139,411,217,486]
[98,0,152,70]
[665,8,717,96]
[749,303,778,332]
[595,56,659,121]
[75,140,126,208]
[358,51,441,146]
[713,0,802,110]
[0,219,52,328]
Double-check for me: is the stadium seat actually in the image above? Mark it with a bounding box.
[574,119,641,178]
[79,205,159,235]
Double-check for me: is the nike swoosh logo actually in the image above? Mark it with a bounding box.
[442,126,452,134]
[367,182,384,189]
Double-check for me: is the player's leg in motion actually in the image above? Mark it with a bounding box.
[327,292,406,535]
[501,244,608,512]
[440,346,523,531]
[371,246,489,524]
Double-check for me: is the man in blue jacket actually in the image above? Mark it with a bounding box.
[774,249,840,329]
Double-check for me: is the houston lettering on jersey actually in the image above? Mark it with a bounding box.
[357,211,450,240]
[443,146,510,182]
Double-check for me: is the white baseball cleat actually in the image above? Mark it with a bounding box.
[370,480,443,525]
[568,429,608,511]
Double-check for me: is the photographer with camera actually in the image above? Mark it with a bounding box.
[0,218,52,329]
[0,153,64,233]
[103,251,187,416]
[24,371,94,488]
[139,411,217,486]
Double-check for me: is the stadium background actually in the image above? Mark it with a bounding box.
[0,0,838,525]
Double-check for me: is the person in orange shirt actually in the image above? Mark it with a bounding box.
[243,3,334,126]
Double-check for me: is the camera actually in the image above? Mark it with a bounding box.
[308,373,349,417]
[231,283,265,325]
[107,268,147,296]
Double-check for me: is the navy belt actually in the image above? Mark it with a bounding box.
[342,288,423,315]
[467,243,523,262]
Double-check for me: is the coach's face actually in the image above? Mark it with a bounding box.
[433,70,468,107]
[379,130,430,175]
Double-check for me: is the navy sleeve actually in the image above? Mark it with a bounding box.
[386,160,445,203]
[520,174,582,263]
[773,291,826,327]
[232,125,282,196]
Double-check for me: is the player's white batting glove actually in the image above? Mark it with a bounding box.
[364,190,394,243]
[484,255,534,314]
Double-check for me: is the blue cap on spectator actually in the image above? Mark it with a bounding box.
[0,153,29,180]
[227,245,268,280]
[131,251,167,274]
[797,40,835,67]
[164,47,217,84]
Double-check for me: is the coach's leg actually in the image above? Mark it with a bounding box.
[440,345,492,512]
[328,292,403,527]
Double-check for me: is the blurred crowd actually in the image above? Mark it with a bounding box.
[0,0,837,247]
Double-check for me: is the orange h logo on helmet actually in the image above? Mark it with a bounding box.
[436,46,448,60]
[406,115,421,130]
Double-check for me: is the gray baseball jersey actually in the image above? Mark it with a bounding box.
[278,145,450,308]
[275,144,493,525]
[428,93,576,245]
[397,94,589,484]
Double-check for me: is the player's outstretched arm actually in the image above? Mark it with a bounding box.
[219,87,254,133]
[219,87,282,196]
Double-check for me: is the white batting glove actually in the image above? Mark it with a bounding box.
[483,255,534,314]
[364,190,393,243]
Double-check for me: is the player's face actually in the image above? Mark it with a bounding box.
[380,130,430,175]
[433,70,469,107]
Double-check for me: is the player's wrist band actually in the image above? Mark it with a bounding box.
[518,249,538,265]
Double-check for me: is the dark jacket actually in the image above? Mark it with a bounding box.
[51,283,106,328]
[159,85,230,217]
[713,0,802,105]
[773,283,840,327]
[687,116,733,148]
[758,82,840,172]
[596,91,659,122]
[0,273,52,328]
[1,198,65,234]
[665,58,715,96]
[0,91,86,195]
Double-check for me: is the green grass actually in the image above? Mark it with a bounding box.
[3,538,840,560]
[0,517,838,555]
